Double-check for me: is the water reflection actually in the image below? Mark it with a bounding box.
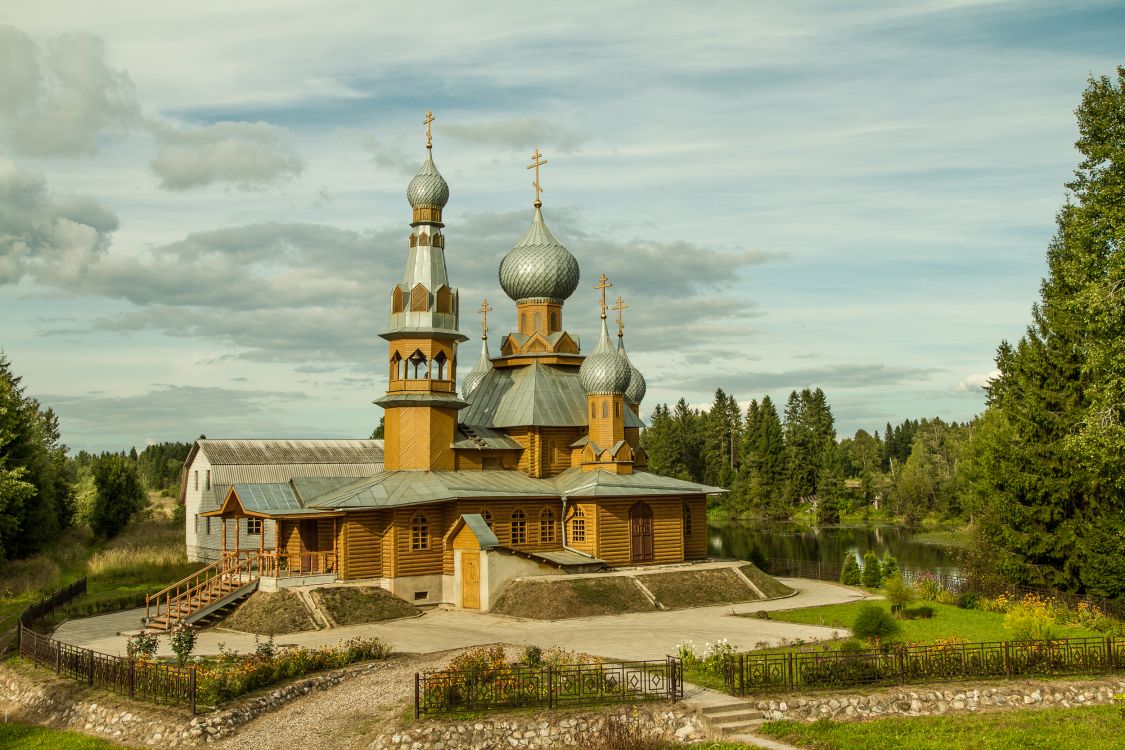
[708,521,959,576]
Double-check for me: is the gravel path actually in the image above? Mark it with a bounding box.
[213,651,455,750]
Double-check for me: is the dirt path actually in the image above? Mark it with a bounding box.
[213,652,453,750]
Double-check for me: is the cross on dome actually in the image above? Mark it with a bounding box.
[478,298,493,338]
[424,110,435,149]
[594,273,613,320]
[527,148,548,207]
[612,296,629,337]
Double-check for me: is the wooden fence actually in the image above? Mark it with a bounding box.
[725,636,1123,695]
[415,657,683,717]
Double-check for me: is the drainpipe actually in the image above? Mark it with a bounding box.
[561,494,595,559]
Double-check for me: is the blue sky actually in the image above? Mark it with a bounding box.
[1,1,1122,451]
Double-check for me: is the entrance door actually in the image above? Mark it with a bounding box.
[299,520,321,573]
[629,502,654,563]
[461,553,480,609]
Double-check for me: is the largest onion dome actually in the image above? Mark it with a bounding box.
[498,206,580,302]
[461,335,493,398]
[617,337,647,405]
[580,319,633,395]
[406,153,450,210]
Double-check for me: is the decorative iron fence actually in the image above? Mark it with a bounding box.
[765,558,1125,619]
[19,626,197,712]
[415,657,683,717]
[724,636,1122,695]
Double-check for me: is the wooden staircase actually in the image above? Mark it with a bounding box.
[146,551,261,631]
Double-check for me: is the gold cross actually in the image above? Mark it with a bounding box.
[612,296,629,337]
[527,148,548,206]
[424,110,435,149]
[478,298,493,337]
[594,273,612,320]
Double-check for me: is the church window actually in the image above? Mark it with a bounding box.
[418,231,430,246]
[390,353,402,381]
[436,286,452,314]
[534,312,542,332]
[521,313,528,332]
[411,513,429,550]
[549,311,558,332]
[683,504,693,537]
[511,509,527,545]
[479,509,493,529]
[247,518,262,535]
[570,508,586,542]
[540,508,556,543]
[602,401,609,418]
[409,234,417,248]
[433,351,448,380]
[615,402,620,418]
[410,283,430,312]
[408,350,429,379]
[591,403,596,418]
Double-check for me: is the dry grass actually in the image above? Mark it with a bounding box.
[86,520,196,585]
[739,562,795,598]
[585,714,669,750]
[313,586,419,626]
[639,568,763,609]
[0,527,94,598]
[491,577,657,619]
[219,590,318,635]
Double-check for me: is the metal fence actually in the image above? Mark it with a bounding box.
[765,558,1125,619]
[415,657,683,717]
[17,576,87,631]
[724,636,1123,695]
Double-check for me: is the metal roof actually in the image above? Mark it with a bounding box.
[453,424,524,451]
[305,470,559,510]
[552,467,728,497]
[228,484,302,513]
[460,361,643,429]
[198,439,385,466]
[458,513,499,549]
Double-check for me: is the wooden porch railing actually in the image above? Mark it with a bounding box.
[145,550,260,630]
[260,551,337,578]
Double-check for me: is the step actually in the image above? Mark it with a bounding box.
[705,708,766,723]
[700,701,760,716]
[720,720,767,735]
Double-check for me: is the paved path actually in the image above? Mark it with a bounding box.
[54,578,865,660]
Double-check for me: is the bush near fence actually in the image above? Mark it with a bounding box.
[724,635,1125,695]
[415,657,683,717]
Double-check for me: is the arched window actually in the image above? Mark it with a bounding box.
[433,351,448,381]
[534,311,542,332]
[549,310,558,332]
[591,403,596,418]
[602,401,609,418]
[408,350,429,379]
[479,509,493,529]
[570,508,586,542]
[683,503,693,538]
[390,352,402,381]
[511,509,527,545]
[540,508,556,543]
[411,513,429,550]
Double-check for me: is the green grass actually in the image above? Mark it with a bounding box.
[0,722,142,750]
[760,704,1125,750]
[313,586,419,626]
[764,599,1101,645]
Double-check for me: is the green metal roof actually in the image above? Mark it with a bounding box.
[458,513,499,549]
[552,468,728,497]
[305,470,559,510]
[228,483,309,515]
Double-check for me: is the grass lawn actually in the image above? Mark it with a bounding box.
[313,586,420,626]
[760,704,1125,750]
[764,599,1101,645]
[0,722,142,750]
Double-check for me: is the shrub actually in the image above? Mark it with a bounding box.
[840,554,861,586]
[861,552,883,588]
[914,573,942,601]
[701,639,734,676]
[587,713,664,750]
[880,552,898,579]
[169,623,197,666]
[956,592,979,610]
[936,589,960,606]
[254,634,276,660]
[676,639,698,664]
[1003,593,1058,641]
[520,644,543,667]
[882,575,915,615]
[852,604,901,643]
[126,632,158,661]
[903,606,935,620]
[839,638,867,653]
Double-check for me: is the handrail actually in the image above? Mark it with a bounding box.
[146,551,261,627]
[146,557,224,608]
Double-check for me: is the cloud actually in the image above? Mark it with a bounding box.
[672,363,947,393]
[360,134,420,177]
[148,120,304,190]
[444,117,587,153]
[0,159,118,286]
[955,369,1000,394]
[0,25,139,157]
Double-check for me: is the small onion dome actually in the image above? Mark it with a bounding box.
[617,336,647,405]
[461,336,493,398]
[406,153,450,210]
[580,319,633,396]
[498,206,580,302]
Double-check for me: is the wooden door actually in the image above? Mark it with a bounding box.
[629,502,654,563]
[461,553,480,609]
[299,520,321,573]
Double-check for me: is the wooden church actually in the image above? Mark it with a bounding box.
[183,115,724,611]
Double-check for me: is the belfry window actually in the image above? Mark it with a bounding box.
[570,508,586,542]
[408,350,429,379]
[433,351,448,380]
[411,513,429,550]
[511,509,527,545]
[540,508,556,543]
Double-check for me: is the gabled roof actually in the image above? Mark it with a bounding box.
[460,361,644,429]
[451,513,500,550]
[196,439,385,465]
[203,483,341,518]
[452,425,524,451]
[306,470,559,509]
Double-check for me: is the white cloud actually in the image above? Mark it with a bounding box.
[0,159,118,285]
[444,117,587,153]
[955,369,1000,393]
[0,25,139,157]
[148,120,304,190]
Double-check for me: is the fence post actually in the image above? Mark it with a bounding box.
[87,650,94,686]
[1108,637,1115,673]
[786,652,794,691]
[739,654,745,696]
[898,646,905,684]
[190,667,197,715]
[548,665,554,709]
[1003,641,1010,677]
[129,659,135,699]
[414,673,420,719]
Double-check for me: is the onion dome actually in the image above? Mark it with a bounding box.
[617,337,647,405]
[461,335,493,398]
[499,206,580,302]
[406,153,450,210]
[580,319,633,395]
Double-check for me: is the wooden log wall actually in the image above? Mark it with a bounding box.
[594,497,686,566]
[339,510,384,580]
[441,499,564,574]
[683,496,708,560]
[565,501,598,557]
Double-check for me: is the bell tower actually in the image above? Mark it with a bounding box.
[376,112,468,470]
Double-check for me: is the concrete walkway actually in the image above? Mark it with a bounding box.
[53,578,865,660]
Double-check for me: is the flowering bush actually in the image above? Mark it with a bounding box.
[700,639,734,676]
[1003,593,1058,641]
[169,623,197,666]
[126,631,158,661]
[196,636,391,706]
[676,639,698,664]
[913,573,942,602]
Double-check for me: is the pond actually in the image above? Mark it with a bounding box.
[707,520,959,576]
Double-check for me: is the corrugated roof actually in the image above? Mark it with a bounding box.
[306,470,559,510]
[460,361,643,429]
[229,483,303,513]
[199,439,384,465]
[552,467,728,497]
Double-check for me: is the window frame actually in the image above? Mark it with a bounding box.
[411,512,430,551]
[511,508,528,545]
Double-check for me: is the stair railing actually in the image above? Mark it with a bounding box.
[146,551,261,628]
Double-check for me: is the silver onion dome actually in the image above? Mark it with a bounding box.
[406,153,450,209]
[461,336,493,398]
[499,206,580,302]
[580,320,633,395]
[617,336,647,405]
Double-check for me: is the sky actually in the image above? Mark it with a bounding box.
[1,1,1122,452]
